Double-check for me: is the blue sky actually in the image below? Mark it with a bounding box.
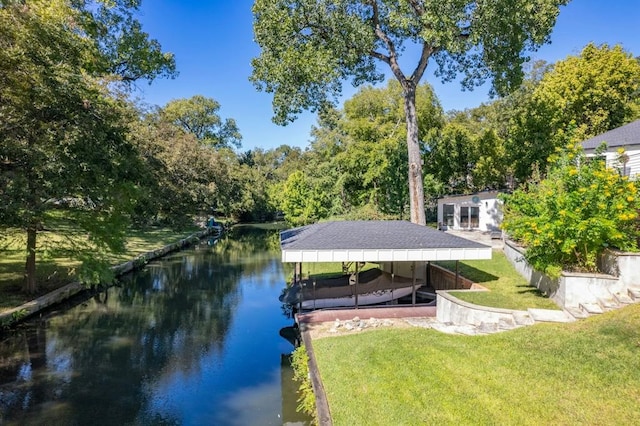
[136,1,640,151]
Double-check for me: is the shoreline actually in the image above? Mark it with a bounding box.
[0,227,220,328]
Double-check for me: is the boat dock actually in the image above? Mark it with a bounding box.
[295,304,437,325]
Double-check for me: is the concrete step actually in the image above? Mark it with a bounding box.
[512,311,535,326]
[564,307,589,319]
[528,308,575,323]
[431,322,480,336]
[613,291,634,305]
[628,288,640,301]
[498,317,519,330]
[597,297,620,311]
[580,302,605,315]
[478,322,499,333]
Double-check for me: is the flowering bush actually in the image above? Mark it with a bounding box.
[501,143,640,277]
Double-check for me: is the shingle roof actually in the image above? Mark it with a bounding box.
[582,120,640,150]
[280,220,491,263]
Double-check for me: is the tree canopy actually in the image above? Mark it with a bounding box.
[506,43,640,182]
[160,95,242,149]
[251,0,569,224]
[0,0,176,292]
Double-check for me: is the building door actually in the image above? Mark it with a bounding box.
[460,206,470,228]
[443,204,454,227]
[470,206,480,228]
[460,206,480,229]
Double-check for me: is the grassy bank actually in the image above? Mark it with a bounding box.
[0,225,200,310]
[437,250,558,310]
[313,303,640,425]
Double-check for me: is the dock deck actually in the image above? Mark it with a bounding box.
[296,304,437,324]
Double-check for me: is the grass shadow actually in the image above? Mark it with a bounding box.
[515,284,548,299]
[436,261,498,283]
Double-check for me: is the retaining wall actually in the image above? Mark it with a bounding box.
[436,291,526,328]
[598,249,640,288]
[503,240,633,309]
[429,263,478,290]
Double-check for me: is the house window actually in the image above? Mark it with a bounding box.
[443,204,454,227]
[461,206,480,229]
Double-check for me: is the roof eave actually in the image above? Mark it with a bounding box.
[281,247,492,263]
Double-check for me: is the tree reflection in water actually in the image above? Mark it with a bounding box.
[0,225,311,425]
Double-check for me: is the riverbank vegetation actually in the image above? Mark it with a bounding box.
[0,224,200,311]
[290,346,317,422]
[313,303,640,425]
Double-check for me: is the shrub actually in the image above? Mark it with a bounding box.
[501,143,640,276]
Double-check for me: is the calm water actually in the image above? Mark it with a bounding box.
[0,226,310,425]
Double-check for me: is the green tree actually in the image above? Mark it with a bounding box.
[0,0,175,292]
[160,95,242,149]
[240,144,308,221]
[535,43,640,141]
[472,129,508,190]
[75,0,176,85]
[303,107,351,217]
[129,114,229,225]
[426,115,509,195]
[339,81,442,217]
[507,44,640,182]
[251,0,567,225]
[281,171,328,226]
[501,144,640,277]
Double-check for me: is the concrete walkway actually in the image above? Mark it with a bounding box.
[444,229,504,249]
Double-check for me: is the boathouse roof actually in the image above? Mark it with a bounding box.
[280,220,491,263]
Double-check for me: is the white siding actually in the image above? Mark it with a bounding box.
[585,146,640,180]
[437,191,502,231]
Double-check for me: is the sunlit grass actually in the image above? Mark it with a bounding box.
[300,262,378,280]
[438,250,559,310]
[313,303,640,425]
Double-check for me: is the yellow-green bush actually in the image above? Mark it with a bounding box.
[502,143,640,276]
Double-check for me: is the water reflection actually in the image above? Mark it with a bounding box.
[0,226,310,425]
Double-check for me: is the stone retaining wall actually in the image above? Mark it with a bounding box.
[0,227,218,327]
[502,240,559,299]
[503,240,635,310]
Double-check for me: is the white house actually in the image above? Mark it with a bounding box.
[437,190,502,232]
[581,119,640,178]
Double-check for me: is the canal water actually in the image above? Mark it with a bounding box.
[0,225,310,425]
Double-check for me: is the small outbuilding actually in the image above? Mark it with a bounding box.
[437,190,502,232]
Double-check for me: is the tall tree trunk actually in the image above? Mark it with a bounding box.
[24,225,38,294]
[403,83,426,225]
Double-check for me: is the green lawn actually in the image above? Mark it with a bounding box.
[313,303,640,425]
[0,225,200,310]
[437,250,559,310]
[298,262,378,280]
